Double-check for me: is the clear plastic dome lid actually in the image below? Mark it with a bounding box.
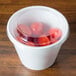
[15,22,62,47]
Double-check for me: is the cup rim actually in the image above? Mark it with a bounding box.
[7,6,69,49]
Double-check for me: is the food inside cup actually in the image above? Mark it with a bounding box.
[16,22,62,47]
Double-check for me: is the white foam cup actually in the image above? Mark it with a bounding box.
[7,6,69,70]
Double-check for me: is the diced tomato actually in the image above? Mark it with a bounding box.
[17,24,32,37]
[48,28,62,40]
[31,22,43,35]
[38,35,51,46]
[16,36,35,46]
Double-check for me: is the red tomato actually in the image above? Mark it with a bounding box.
[38,35,51,46]
[48,28,62,40]
[16,36,26,44]
[25,41,35,46]
[16,36,35,46]
[17,24,32,37]
[31,22,43,35]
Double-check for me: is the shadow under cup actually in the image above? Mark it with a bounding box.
[7,6,69,70]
